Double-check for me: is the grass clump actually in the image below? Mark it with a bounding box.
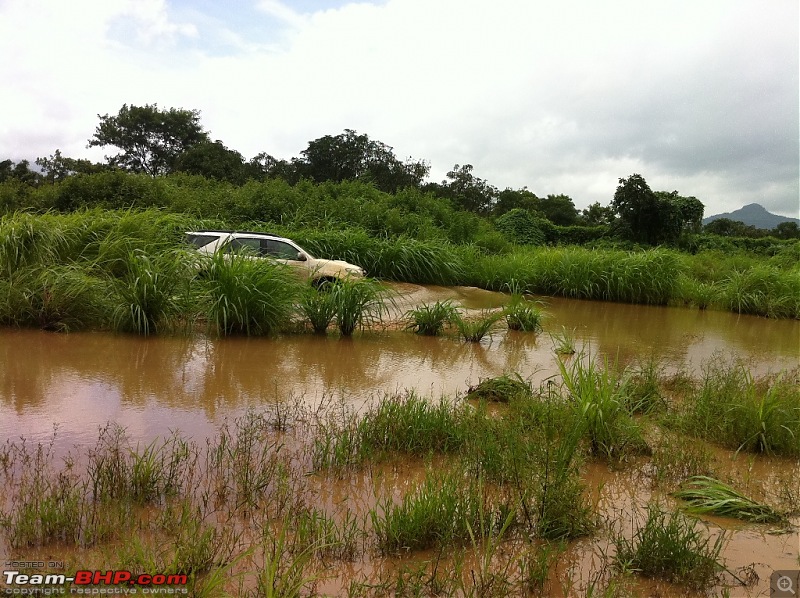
[550,326,577,355]
[329,278,387,336]
[404,300,458,335]
[466,374,532,403]
[199,252,300,336]
[313,393,468,468]
[613,503,724,591]
[371,470,498,552]
[453,310,502,342]
[673,359,800,456]
[298,286,337,334]
[110,249,191,335]
[558,356,648,459]
[673,475,787,524]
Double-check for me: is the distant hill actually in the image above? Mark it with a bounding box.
[703,203,800,229]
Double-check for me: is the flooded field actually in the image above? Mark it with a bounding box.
[1,283,799,596]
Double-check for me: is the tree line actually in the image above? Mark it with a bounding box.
[2,103,797,242]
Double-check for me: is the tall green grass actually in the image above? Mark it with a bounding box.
[371,470,498,552]
[673,359,800,456]
[404,300,458,335]
[558,356,648,459]
[199,252,301,336]
[328,278,387,336]
[613,503,724,591]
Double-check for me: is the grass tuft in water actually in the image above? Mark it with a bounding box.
[404,300,459,335]
[613,503,724,591]
[329,278,387,336]
[673,475,787,524]
[466,374,532,403]
[371,470,499,553]
[199,252,300,336]
[453,310,502,342]
[558,356,648,460]
[298,286,337,334]
[673,359,800,456]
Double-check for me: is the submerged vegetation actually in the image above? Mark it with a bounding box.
[2,354,795,595]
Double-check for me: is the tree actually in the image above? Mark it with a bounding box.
[36,149,105,184]
[493,188,539,216]
[173,141,247,184]
[581,201,615,226]
[88,104,209,176]
[772,221,800,240]
[704,218,758,237]
[436,164,498,214]
[0,159,40,185]
[612,174,679,244]
[539,194,579,226]
[296,129,429,193]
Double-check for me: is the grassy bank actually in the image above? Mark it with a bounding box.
[0,210,798,337]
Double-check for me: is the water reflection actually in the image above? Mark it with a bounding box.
[1,284,798,450]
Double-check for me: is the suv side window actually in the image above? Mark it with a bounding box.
[186,233,220,249]
[228,237,261,255]
[264,240,301,260]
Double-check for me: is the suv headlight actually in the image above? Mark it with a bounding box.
[346,267,365,277]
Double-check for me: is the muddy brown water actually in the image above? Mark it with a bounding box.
[1,283,799,595]
[2,283,797,449]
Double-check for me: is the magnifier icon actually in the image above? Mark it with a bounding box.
[777,575,796,595]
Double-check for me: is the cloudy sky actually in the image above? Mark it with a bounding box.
[1,0,797,217]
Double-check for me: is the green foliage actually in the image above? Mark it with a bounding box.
[298,287,337,334]
[674,476,787,524]
[494,208,546,245]
[612,175,701,245]
[110,250,191,335]
[404,300,458,335]
[558,356,648,459]
[466,374,532,403]
[173,141,247,184]
[453,310,503,342]
[503,300,544,332]
[328,278,387,336]
[297,129,429,194]
[199,252,300,336]
[88,104,209,176]
[613,503,724,590]
[371,470,495,552]
[673,360,800,456]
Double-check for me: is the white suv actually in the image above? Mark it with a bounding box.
[186,231,365,284]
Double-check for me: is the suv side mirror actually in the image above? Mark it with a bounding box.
[296,252,307,262]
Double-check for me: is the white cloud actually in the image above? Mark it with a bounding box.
[0,0,797,217]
